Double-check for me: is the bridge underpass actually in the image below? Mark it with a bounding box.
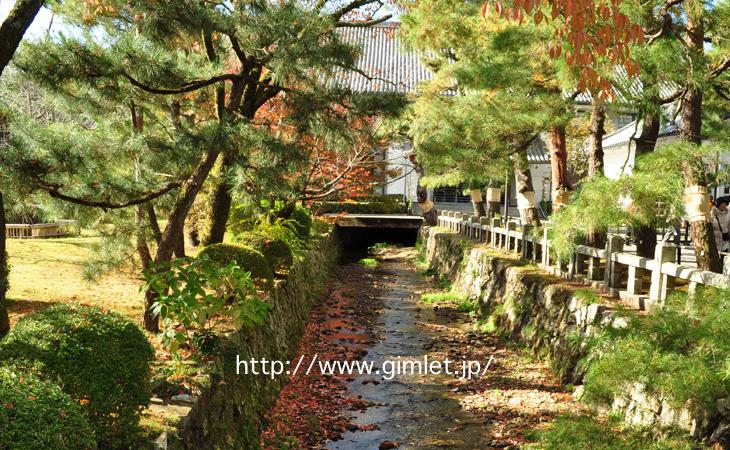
[325,214,424,250]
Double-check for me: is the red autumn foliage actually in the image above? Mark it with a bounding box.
[483,0,644,96]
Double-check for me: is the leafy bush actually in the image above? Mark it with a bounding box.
[581,289,730,413]
[233,232,294,271]
[286,205,312,241]
[197,243,274,288]
[0,365,97,450]
[0,304,154,449]
[144,256,269,354]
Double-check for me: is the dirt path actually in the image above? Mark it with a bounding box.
[262,247,576,449]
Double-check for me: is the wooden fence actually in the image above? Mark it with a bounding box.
[4,222,74,239]
[437,210,730,307]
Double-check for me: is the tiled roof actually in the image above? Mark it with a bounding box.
[527,136,551,163]
[335,23,434,94]
[335,24,678,105]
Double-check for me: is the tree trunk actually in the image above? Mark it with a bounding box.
[680,14,721,273]
[135,206,153,269]
[633,108,661,258]
[469,188,486,217]
[485,186,501,218]
[514,151,541,226]
[409,154,437,225]
[201,152,234,246]
[588,101,606,177]
[0,191,10,338]
[146,204,162,244]
[0,0,44,77]
[549,124,571,210]
[586,101,607,248]
[174,226,186,258]
[584,98,607,247]
[144,148,221,332]
[634,109,660,158]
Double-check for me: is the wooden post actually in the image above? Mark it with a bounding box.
[649,242,677,304]
[542,227,551,266]
[604,235,625,289]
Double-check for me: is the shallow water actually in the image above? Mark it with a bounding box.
[326,250,491,449]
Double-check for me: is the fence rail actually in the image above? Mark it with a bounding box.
[436,210,730,307]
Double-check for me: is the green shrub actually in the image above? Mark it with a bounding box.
[581,289,730,413]
[144,256,268,355]
[286,206,312,241]
[233,232,294,271]
[0,365,96,450]
[197,243,274,288]
[312,196,406,214]
[0,304,154,449]
[524,413,694,450]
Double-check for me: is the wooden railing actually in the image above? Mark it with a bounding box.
[5,222,74,239]
[437,210,730,307]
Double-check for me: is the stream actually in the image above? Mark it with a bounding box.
[326,248,491,449]
[263,246,574,450]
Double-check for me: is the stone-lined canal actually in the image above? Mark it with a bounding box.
[262,246,574,449]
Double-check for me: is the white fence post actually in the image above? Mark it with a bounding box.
[649,242,677,304]
[541,227,551,267]
[604,235,625,289]
[490,217,500,247]
[522,224,533,259]
[479,217,489,243]
[506,221,516,252]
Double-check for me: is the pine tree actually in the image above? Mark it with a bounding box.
[2,0,403,331]
[641,0,729,271]
[403,0,580,223]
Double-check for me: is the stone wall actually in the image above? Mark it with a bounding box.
[175,230,341,449]
[421,226,730,444]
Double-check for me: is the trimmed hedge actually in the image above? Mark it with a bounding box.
[0,304,154,449]
[312,197,406,215]
[233,232,293,271]
[198,243,274,287]
[0,365,96,450]
[287,206,312,241]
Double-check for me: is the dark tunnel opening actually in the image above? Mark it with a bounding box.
[336,225,420,263]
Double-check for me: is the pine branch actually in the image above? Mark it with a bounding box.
[709,56,730,79]
[43,181,181,210]
[646,0,685,45]
[331,0,383,19]
[122,72,240,95]
[336,15,392,27]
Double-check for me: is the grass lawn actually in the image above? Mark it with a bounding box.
[5,236,143,324]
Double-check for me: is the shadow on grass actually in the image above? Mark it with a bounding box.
[6,298,54,325]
